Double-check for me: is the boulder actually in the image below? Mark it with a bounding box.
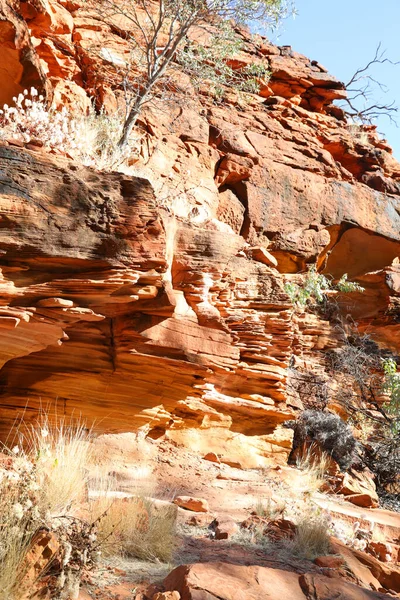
[211,515,238,540]
[338,471,379,509]
[163,563,392,600]
[163,562,305,600]
[174,496,209,513]
[300,573,392,600]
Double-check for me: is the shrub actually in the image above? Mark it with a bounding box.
[177,25,270,99]
[286,410,357,471]
[284,265,364,308]
[382,358,400,435]
[0,457,42,600]
[0,416,97,599]
[0,88,128,169]
[363,438,400,497]
[330,333,400,496]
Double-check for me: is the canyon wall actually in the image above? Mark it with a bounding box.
[1,0,400,467]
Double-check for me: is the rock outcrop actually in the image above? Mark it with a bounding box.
[0,0,400,470]
[163,562,393,600]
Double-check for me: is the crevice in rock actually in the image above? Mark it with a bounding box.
[225,181,250,240]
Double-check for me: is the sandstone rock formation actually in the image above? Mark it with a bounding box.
[0,0,400,471]
[163,562,393,600]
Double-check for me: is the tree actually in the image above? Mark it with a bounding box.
[341,43,399,126]
[85,0,291,149]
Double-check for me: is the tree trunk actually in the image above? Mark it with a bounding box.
[117,104,141,150]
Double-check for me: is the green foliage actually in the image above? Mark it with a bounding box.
[382,358,400,435]
[284,265,364,308]
[178,26,270,98]
[284,266,331,307]
[89,0,290,148]
[336,273,365,294]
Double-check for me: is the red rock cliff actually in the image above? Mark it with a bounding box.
[1,0,400,467]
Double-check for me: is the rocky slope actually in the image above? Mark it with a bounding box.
[1,2,400,600]
[1,1,400,472]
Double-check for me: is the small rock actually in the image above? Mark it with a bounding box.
[7,138,24,147]
[152,593,181,600]
[187,513,214,527]
[264,518,297,542]
[345,493,379,509]
[174,496,209,513]
[314,555,345,568]
[37,297,75,308]
[25,143,44,152]
[203,452,220,463]
[211,516,238,540]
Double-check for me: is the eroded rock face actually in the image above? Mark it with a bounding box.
[0,144,295,466]
[0,0,400,468]
[0,0,46,106]
[163,562,392,600]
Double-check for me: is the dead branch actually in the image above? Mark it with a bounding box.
[341,42,399,125]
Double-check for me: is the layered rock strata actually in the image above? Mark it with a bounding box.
[0,0,400,466]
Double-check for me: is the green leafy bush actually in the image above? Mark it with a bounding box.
[284,265,364,307]
[178,26,270,99]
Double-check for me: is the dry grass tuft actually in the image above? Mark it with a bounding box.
[254,496,286,520]
[0,452,44,599]
[24,416,93,515]
[0,486,33,600]
[294,446,331,496]
[93,494,177,562]
[0,415,93,598]
[282,505,332,561]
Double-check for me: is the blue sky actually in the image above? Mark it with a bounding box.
[272,0,400,159]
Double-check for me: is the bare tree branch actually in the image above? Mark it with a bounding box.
[340,42,400,126]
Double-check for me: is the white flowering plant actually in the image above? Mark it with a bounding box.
[0,88,130,170]
[0,88,80,152]
[0,455,42,599]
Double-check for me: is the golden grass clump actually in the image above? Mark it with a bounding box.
[92,493,177,562]
[294,445,331,495]
[0,415,93,598]
[283,504,332,560]
[24,417,93,515]
[254,496,286,520]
